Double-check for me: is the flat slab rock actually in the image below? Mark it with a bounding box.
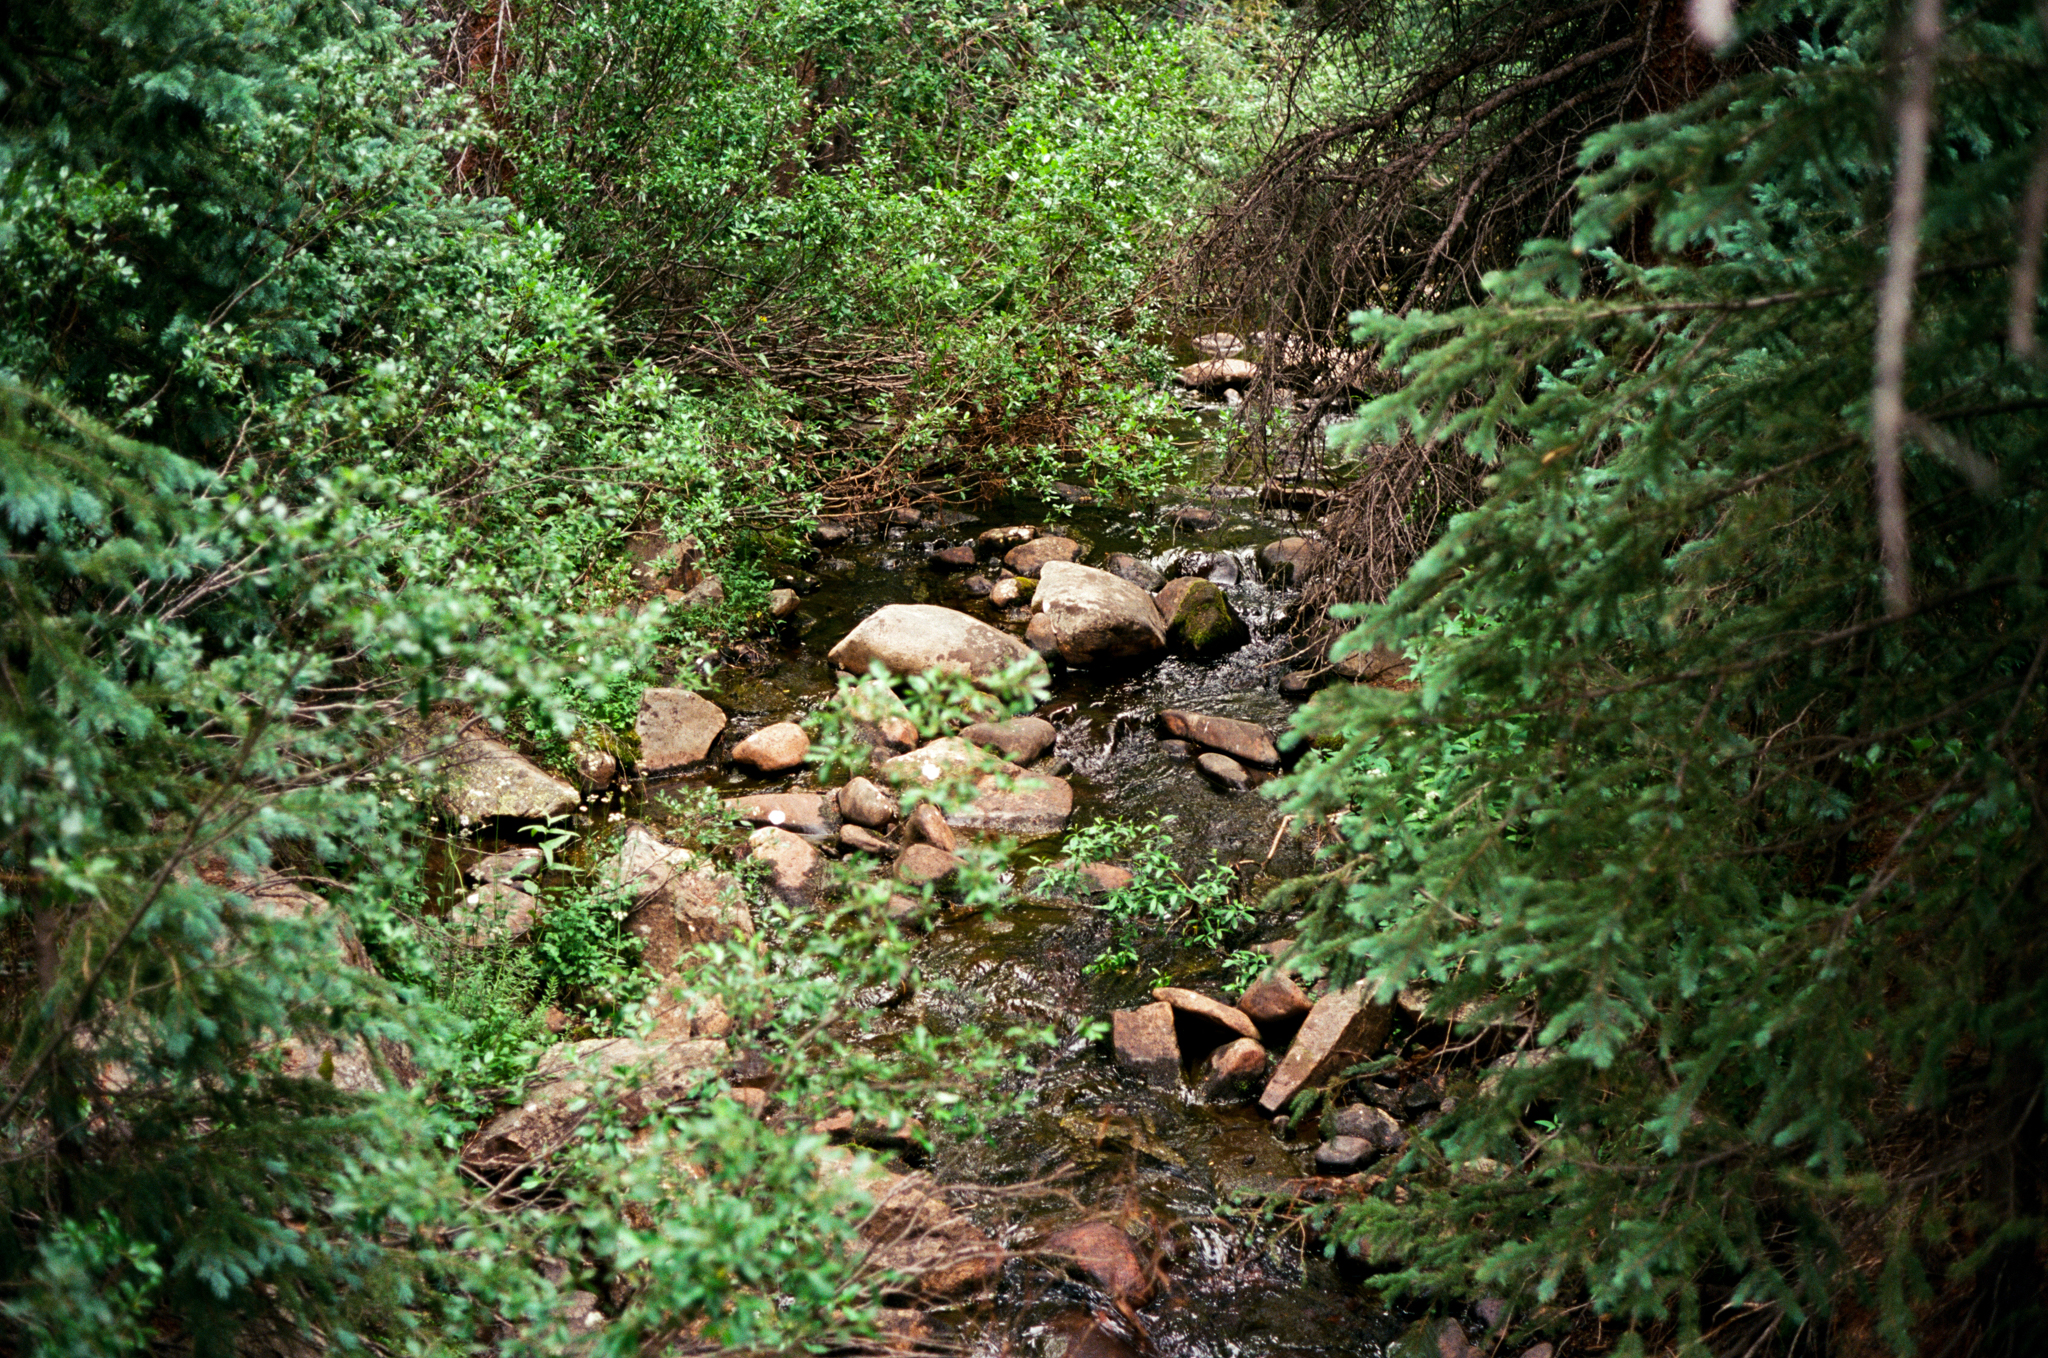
[726,792,834,837]
[637,688,729,772]
[1152,986,1260,1042]
[424,724,578,823]
[1258,982,1394,1114]
[1040,1220,1158,1305]
[466,1037,728,1168]
[827,604,1047,685]
[1158,709,1280,768]
[944,773,1073,838]
[956,715,1057,763]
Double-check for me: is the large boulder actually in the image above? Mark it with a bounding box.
[597,824,753,975]
[465,1037,728,1169]
[1178,357,1258,389]
[748,827,823,904]
[730,721,810,774]
[1031,562,1167,665]
[1004,535,1083,576]
[636,688,728,772]
[1158,709,1280,768]
[426,725,578,823]
[944,773,1073,839]
[1154,577,1249,656]
[1112,1002,1180,1087]
[881,737,1013,787]
[827,605,1046,686]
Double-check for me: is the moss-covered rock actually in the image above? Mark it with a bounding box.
[1154,577,1249,656]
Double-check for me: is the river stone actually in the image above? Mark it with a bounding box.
[905,801,957,853]
[1199,1037,1270,1101]
[1153,987,1260,1045]
[819,1149,1004,1300]
[1238,970,1314,1032]
[1004,535,1083,576]
[768,587,801,618]
[977,524,1036,556]
[1041,1221,1157,1305]
[1158,709,1280,768]
[748,826,823,903]
[599,824,754,974]
[637,688,729,772]
[1166,505,1221,531]
[726,791,833,837]
[988,575,1033,607]
[1331,642,1411,685]
[731,721,810,774]
[963,573,995,597]
[1077,862,1134,895]
[1258,537,1318,585]
[946,773,1073,838]
[1024,612,1060,659]
[466,1037,728,1168]
[1257,982,1395,1114]
[1032,562,1167,664]
[429,727,579,823]
[1168,549,1239,585]
[1102,552,1165,592]
[827,604,1047,686]
[1330,1103,1408,1152]
[956,716,1056,763]
[1193,330,1243,357]
[838,823,893,855]
[1154,577,1249,656]
[1314,1135,1378,1175]
[882,737,1011,787]
[1178,357,1258,389]
[931,544,978,570]
[1112,1002,1180,1087]
[895,843,963,886]
[1196,752,1252,790]
[446,882,538,946]
[838,776,898,828]
[575,746,619,787]
[877,715,919,750]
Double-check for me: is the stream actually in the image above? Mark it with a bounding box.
[607,414,1416,1358]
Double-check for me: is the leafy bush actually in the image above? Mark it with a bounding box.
[1043,816,1246,976]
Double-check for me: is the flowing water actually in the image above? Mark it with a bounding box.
[619,412,1410,1357]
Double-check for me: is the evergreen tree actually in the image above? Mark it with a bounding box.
[1274,0,2048,1352]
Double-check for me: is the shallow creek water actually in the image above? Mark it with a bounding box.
[617,455,1405,1356]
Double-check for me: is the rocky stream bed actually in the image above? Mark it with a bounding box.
[405,444,1545,1358]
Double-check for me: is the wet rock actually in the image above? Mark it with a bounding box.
[977,524,1037,556]
[1048,481,1094,504]
[1041,1220,1158,1305]
[599,824,753,973]
[748,826,823,904]
[1158,709,1280,768]
[988,575,1033,607]
[637,689,729,772]
[1258,537,1318,585]
[888,506,923,526]
[1330,1103,1408,1152]
[813,519,855,546]
[1331,643,1411,685]
[1004,535,1084,576]
[1199,1037,1270,1101]
[1156,738,1194,759]
[1278,671,1316,700]
[839,823,893,855]
[768,587,801,619]
[931,544,978,570]
[1102,552,1165,592]
[1196,752,1252,790]
[467,846,543,884]
[1314,1135,1377,1175]
[945,773,1073,838]
[1258,982,1395,1114]
[574,746,619,787]
[1077,862,1134,895]
[905,801,957,853]
[726,791,833,837]
[838,776,898,829]
[1111,1001,1180,1087]
[466,1037,728,1168]
[877,715,920,750]
[1193,331,1243,357]
[1178,357,1258,389]
[1154,577,1249,656]
[1032,562,1168,665]
[1237,970,1314,1035]
[1165,505,1221,531]
[963,573,995,597]
[1047,1313,1145,1358]
[818,555,858,575]
[1024,612,1060,659]
[827,604,1047,686]
[1152,986,1260,1043]
[677,574,725,609]
[1168,549,1239,585]
[895,843,962,886]
[731,721,810,774]
[956,716,1056,763]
